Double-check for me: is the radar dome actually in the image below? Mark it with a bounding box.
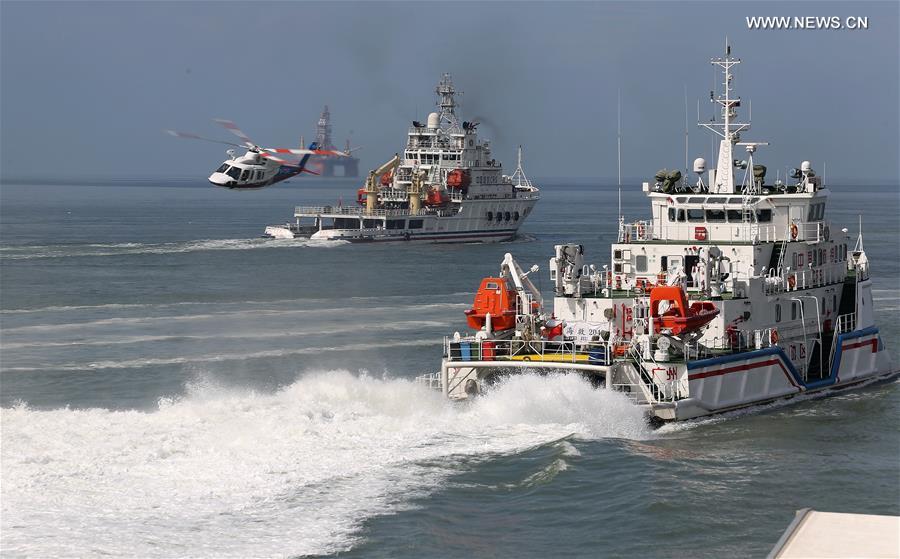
[427,112,440,129]
[801,160,812,172]
[693,157,706,174]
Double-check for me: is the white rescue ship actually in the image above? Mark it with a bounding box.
[426,47,896,422]
[264,74,539,243]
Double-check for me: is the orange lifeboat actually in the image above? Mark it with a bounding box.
[380,171,393,187]
[356,187,367,205]
[649,285,719,336]
[424,188,450,207]
[446,168,470,191]
[465,277,517,331]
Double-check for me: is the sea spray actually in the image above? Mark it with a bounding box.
[2,371,650,557]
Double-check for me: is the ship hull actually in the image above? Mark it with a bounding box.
[436,326,896,423]
[271,196,538,244]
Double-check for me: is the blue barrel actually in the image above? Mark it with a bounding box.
[460,342,472,361]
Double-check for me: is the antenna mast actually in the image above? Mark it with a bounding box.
[698,39,751,194]
[617,89,622,221]
[684,84,689,174]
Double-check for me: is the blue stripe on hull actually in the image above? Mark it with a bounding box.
[686,326,881,391]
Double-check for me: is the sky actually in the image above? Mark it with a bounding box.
[1,1,898,182]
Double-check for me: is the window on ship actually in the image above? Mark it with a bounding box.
[705,209,726,222]
[687,209,704,222]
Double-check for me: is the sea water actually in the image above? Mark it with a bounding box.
[1,179,898,557]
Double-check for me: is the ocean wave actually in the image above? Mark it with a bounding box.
[0,237,349,260]
[1,371,650,557]
[0,320,453,350]
[0,339,440,372]
[0,292,474,315]
[0,302,468,334]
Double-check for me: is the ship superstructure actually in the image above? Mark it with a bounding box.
[427,47,895,421]
[264,75,539,243]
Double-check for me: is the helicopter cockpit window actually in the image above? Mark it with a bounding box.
[216,164,228,173]
[226,167,241,180]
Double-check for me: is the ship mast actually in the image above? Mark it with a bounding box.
[435,73,461,132]
[698,40,751,194]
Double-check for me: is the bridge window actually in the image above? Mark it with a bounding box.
[726,209,743,222]
[513,211,520,221]
[757,209,773,222]
[668,208,676,221]
[791,302,798,320]
[677,209,686,222]
[776,304,781,322]
[409,219,424,229]
[486,211,493,221]
[705,209,726,222]
[687,209,704,222]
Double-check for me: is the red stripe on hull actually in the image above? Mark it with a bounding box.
[842,338,877,353]
[689,357,799,388]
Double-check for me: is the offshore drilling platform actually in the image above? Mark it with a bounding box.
[303,106,359,177]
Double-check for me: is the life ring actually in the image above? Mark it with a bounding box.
[823,225,830,241]
[770,329,779,345]
[790,223,799,240]
[787,274,796,290]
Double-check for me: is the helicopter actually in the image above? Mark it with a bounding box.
[166,119,347,189]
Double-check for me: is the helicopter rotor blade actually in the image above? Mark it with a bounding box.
[213,119,256,148]
[259,152,297,165]
[164,130,243,148]
[314,149,349,157]
[264,148,317,155]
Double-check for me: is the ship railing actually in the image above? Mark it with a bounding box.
[619,220,836,245]
[835,313,856,335]
[444,337,612,365]
[294,206,428,218]
[617,220,654,243]
[378,188,412,201]
[828,312,858,372]
[797,221,833,243]
[625,344,686,402]
[762,261,847,296]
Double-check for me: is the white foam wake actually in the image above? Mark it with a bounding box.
[1,372,650,557]
[0,238,348,260]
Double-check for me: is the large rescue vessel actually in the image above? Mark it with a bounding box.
[425,47,896,422]
[264,74,539,243]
